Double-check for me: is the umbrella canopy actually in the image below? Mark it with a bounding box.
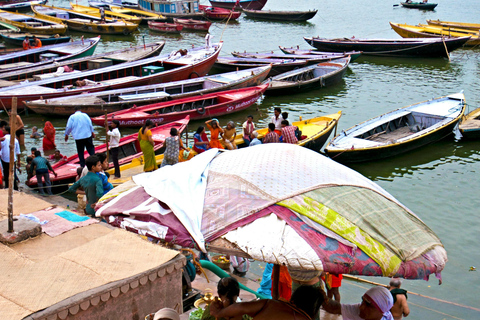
[96,144,447,280]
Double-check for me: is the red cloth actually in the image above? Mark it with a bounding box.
[271,265,292,301]
[42,121,56,151]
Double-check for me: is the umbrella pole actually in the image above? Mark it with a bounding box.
[271,264,280,300]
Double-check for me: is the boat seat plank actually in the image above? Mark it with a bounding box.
[368,126,413,142]
[100,76,139,85]
[460,119,480,129]
[118,91,170,101]
[0,61,33,70]
[0,79,19,87]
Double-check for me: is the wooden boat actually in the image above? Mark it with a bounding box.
[89,0,139,10]
[138,0,204,20]
[0,0,46,12]
[400,2,437,10]
[199,5,240,20]
[234,111,343,152]
[459,107,480,140]
[232,50,352,64]
[0,41,165,82]
[426,19,480,31]
[32,4,139,35]
[0,36,100,74]
[0,33,71,46]
[389,22,480,47]
[243,9,317,21]
[173,18,211,31]
[324,92,466,163]
[70,3,143,25]
[25,65,271,116]
[266,57,350,96]
[0,9,67,35]
[91,83,269,127]
[209,0,267,11]
[279,46,363,61]
[213,56,307,77]
[304,35,471,57]
[108,5,167,24]
[26,116,190,191]
[148,20,183,33]
[0,20,20,32]
[0,42,221,109]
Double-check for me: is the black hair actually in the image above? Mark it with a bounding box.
[5,126,10,134]
[31,147,37,152]
[247,115,253,119]
[170,127,178,136]
[74,105,82,111]
[142,119,154,135]
[0,120,7,128]
[76,166,83,176]
[217,277,240,305]
[26,156,33,163]
[282,112,289,120]
[195,126,204,135]
[112,119,120,127]
[34,150,41,157]
[95,152,107,163]
[268,123,275,131]
[281,120,289,126]
[85,155,100,171]
[290,285,324,319]
[274,107,281,113]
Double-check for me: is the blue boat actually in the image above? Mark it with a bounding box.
[138,0,204,20]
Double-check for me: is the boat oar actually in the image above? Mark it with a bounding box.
[441,36,451,61]
[393,4,399,7]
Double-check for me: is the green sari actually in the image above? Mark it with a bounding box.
[138,128,157,172]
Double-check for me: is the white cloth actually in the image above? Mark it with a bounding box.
[0,134,20,163]
[341,303,393,320]
[271,114,284,131]
[153,308,180,320]
[133,149,220,252]
[107,128,121,148]
[340,286,394,320]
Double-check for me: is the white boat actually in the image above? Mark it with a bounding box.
[324,92,466,163]
[137,0,204,19]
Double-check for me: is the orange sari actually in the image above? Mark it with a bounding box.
[206,123,224,149]
[42,121,56,151]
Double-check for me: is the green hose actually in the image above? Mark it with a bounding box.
[199,260,269,300]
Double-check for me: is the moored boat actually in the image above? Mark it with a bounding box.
[148,20,183,33]
[0,42,222,109]
[108,5,167,24]
[0,36,100,74]
[70,3,143,25]
[137,0,204,20]
[26,116,190,191]
[0,20,20,32]
[324,92,466,163]
[400,2,437,10]
[426,19,480,31]
[0,32,71,46]
[89,0,139,10]
[243,9,317,21]
[24,65,271,116]
[0,8,67,35]
[0,0,46,12]
[389,22,480,47]
[234,111,343,152]
[279,46,363,61]
[209,0,267,11]
[265,57,350,95]
[232,50,353,64]
[173,18,211,31]
[304,35,471,57]
[213,56,307,77]
[459,107,480,140]
[199,5,240,20]
[32,4,139,35]
[91,83,269,127]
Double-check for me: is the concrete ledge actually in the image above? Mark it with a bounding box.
[0,217,41,244]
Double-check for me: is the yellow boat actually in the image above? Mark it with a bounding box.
[70,3,143,25]
[459,107,480,140]
[426,19,480,31]
[390,22,480,46]
[108,5,166,25]
[233,111,343,152]
[0,9,67,35]
[32,4,139,35]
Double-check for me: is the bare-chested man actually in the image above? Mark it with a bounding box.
[389,279,410,320]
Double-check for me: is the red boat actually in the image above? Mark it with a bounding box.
[92,83,269,128]
[26,116,190,191]
[209,0,267,11]
[0,43,223,109]
[199,4,241,20]
[173,18,212,32]
[147,21,183,34]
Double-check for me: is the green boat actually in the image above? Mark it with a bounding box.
[400,2,438,10]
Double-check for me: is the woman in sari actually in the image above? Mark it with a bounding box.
[138,120,157,172]
[205,119,224,149]
[42,121,56,151]
[193,126,209,154]
[161,127,186,167]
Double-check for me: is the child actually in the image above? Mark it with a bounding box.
[107,119,121,178]
[96,153,113,195]
[48,149,66,162]
[25,156,34,181]
[75,166,87,212]
[30,126,41,139]
[68,155,104,216]
[30,150,57,195]
[30,147,37,157]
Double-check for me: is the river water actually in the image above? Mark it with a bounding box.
[3,0,480,318]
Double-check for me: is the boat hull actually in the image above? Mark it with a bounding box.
[0,33,71,46]
[459,107,480,140]
[400,2,438,10]
[173,18,211,31]
[148,21,183,33]
[199,5,240,20]
[209,0,267,11]
[213,57,307,77]
[243,9,317,21]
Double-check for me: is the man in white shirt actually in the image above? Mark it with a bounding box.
[65,106,95,167]
[322,286,394,320]
[107,119,121,178]
[0,126,21,190]
[270,107,284,133]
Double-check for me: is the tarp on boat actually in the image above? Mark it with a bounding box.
[96,144,447,280]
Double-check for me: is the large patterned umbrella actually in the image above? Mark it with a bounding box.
[96,144,447,280]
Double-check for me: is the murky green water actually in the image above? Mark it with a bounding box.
[2,0,479,317]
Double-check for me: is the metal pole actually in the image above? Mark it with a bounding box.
[104,111,109,162]
[7,97,17,233]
